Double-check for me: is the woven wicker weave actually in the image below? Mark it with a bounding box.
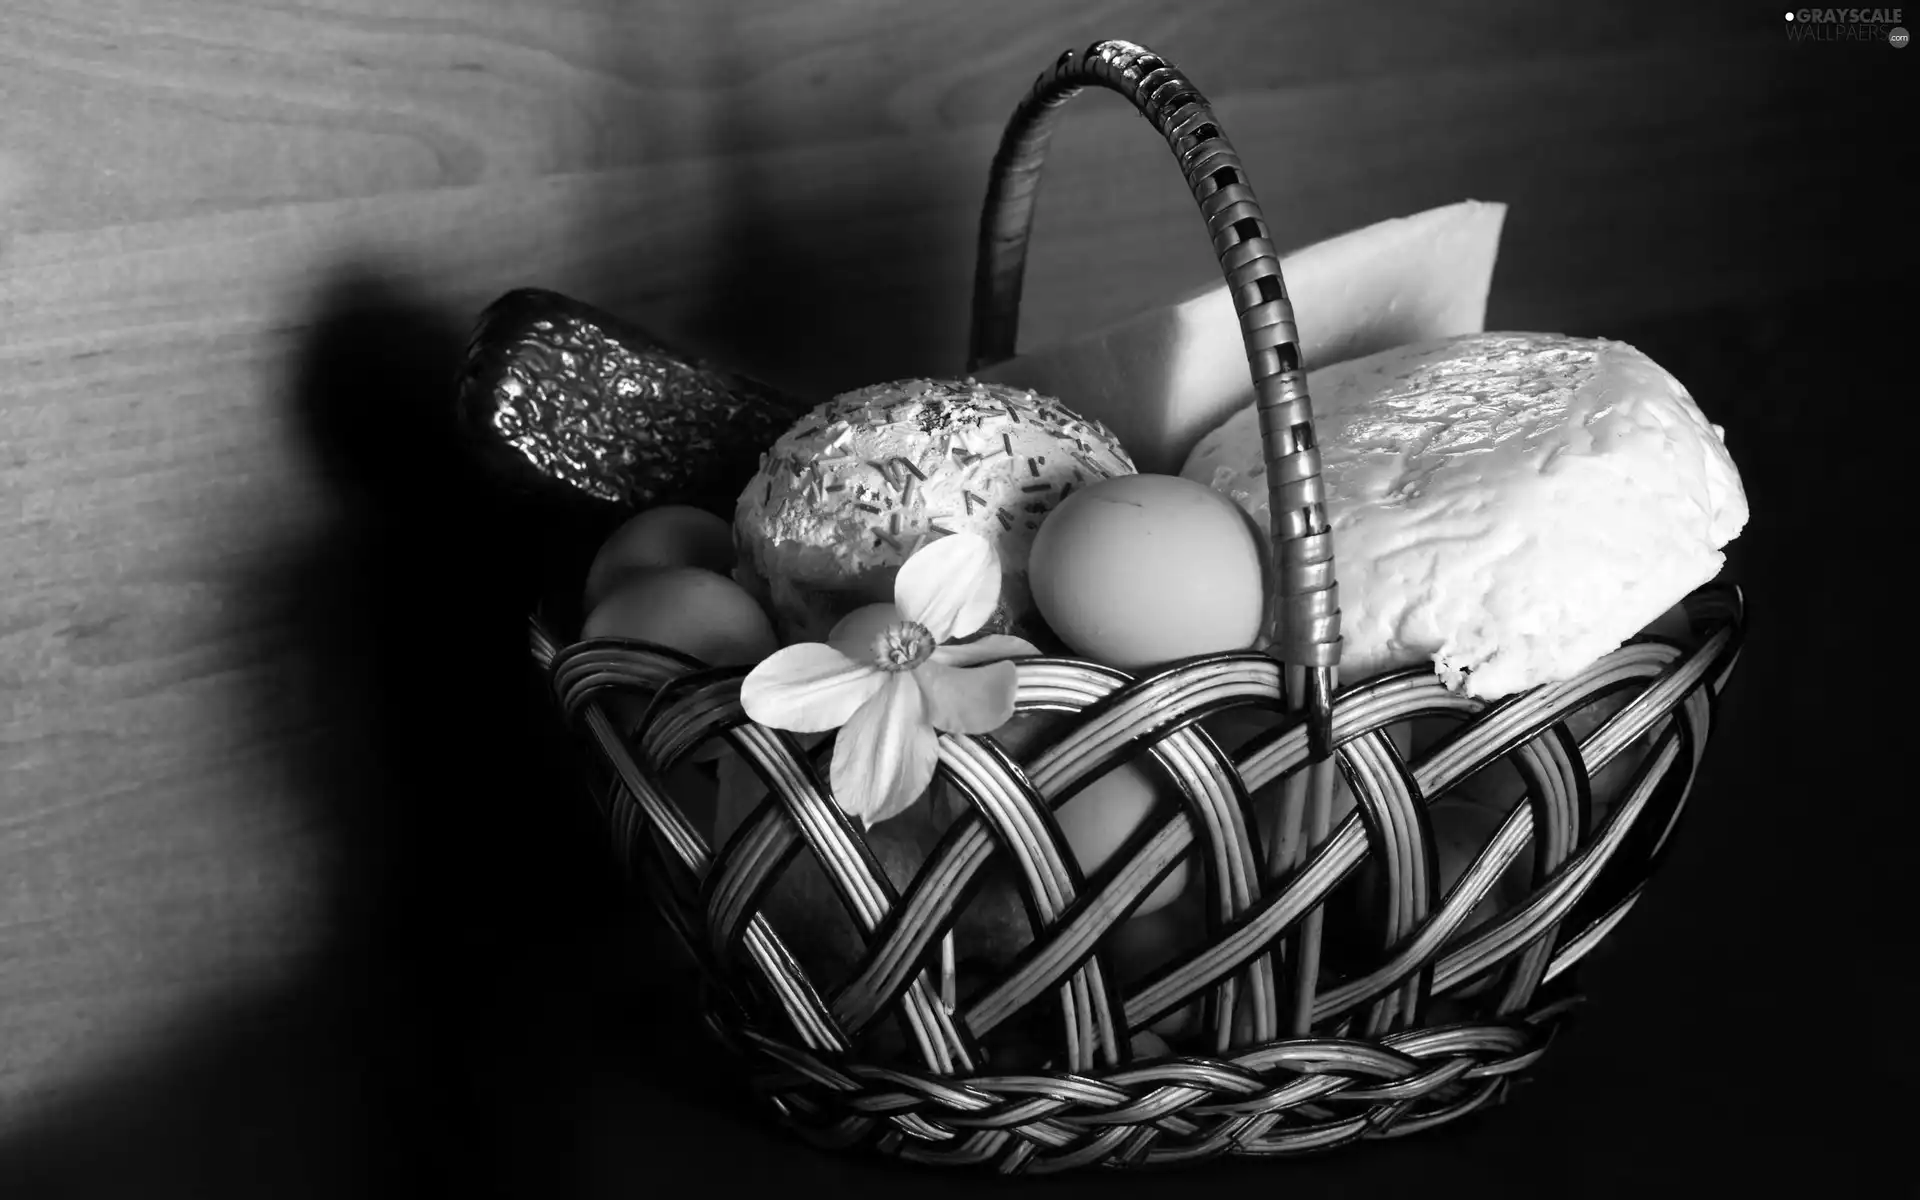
[526,39,1748,1173]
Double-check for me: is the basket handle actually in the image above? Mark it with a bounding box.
[966,39,1341,757]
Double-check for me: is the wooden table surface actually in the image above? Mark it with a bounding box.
[1,1,1910,1193]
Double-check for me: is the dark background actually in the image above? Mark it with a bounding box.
[1,2,1910,1195]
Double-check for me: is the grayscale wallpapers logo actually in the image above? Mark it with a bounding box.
[1784,8,1909,44]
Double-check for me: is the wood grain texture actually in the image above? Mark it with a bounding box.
[0,0,1909,1142]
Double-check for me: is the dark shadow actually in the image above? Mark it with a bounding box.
[0,264,743,1199]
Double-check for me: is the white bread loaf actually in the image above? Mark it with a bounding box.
[1182,332,1746,699]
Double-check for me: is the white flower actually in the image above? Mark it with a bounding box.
[739,532,1036,827]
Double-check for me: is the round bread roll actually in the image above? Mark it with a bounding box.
[735,378,1135,644]
[1182,332,1746,699]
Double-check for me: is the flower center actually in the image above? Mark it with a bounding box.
[872,621,936,672]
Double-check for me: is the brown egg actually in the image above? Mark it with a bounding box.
[994,712,1193,916]
[1408,602,1693,821]
[1589,602,1693,825]
[583,566,777,769]
[661,756,720,845]
[1104,892,1205,1040]
[711,736,1036,987]
[583,565,779,668]
[1344,793,1532,928]
[1129,1030,1173,1059]
[826,601,902,662]
[1425,794,1537,1001]
[1205,712,1412,870]
[584,505,736,612]
[1331,786,1534,1003]
[1428,795,1534,936]
[1029,474,1266,673]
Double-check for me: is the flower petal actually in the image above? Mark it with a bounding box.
[894,531,1002,643]
[930,634,1039,668]
[741,642,885,733]
[831,674,940,827]
[914,659,1019,735]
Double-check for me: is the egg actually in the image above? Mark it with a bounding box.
[583,566,779,768]
[1129,1030,1173,1059]
[1408,602,1693,829]
[584,565,779,668]
[1104,891,1205,1039]
[1057,764,1193,916]
[1426,996,1476,1025]
[1336,789,1535,1005]
[1591,601,1692,823]
[1429,794,1537,1000]
[1204,711,1415,869]
[994,713,1194,916]
[1348,793,1531,936]
[1430,795,1534,933]
[584,565,766,830]
[714,731,1001,987]
[826,602,902,662]
[661,756,721,845]
[1029,474,1267,673]
[584,505,736,611]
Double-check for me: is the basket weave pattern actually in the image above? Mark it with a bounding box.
[529,39,1748,1173]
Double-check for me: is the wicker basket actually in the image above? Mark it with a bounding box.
[525,39,1747,1172]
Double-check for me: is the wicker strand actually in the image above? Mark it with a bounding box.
[965,39,1341,761]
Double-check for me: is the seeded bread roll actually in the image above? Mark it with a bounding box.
[735,378,1135,644]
